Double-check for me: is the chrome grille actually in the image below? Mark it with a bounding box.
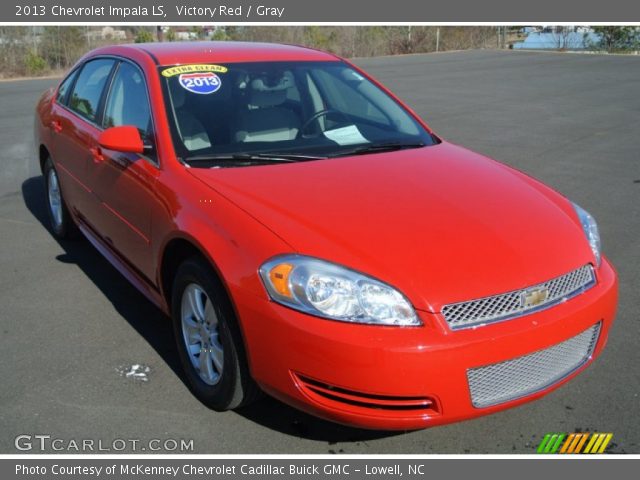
[467,323,600,408]
[442,265,595,329]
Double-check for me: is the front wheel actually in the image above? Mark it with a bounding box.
[171,257,260,410]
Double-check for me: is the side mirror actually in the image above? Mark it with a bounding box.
[98,126,144,154]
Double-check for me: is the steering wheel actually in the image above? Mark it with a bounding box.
[299,109,352,137]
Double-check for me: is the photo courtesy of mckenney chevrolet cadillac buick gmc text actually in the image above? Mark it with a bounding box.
[34,41,617,430]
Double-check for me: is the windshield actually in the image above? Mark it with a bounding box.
[159,61,437,165]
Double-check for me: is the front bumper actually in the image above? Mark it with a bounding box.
[234,258,617,430]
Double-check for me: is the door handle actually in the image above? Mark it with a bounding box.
[90,146,104,163]
[50,120,63,133]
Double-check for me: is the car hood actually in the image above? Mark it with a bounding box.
[188,142,593,312]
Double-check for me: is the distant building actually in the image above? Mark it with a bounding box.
[175,31,199,41]
[160,26,221,41]
[514,31,601,50]
[87,26,127,42]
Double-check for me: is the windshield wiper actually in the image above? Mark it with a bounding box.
[329,142,426,158]
[257,152,327,161]
[183,152,326,165]
[184,153,293,164]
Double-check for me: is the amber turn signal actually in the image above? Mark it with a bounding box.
[269,263,294,298]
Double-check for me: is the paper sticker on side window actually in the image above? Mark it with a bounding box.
[178,72,222,94]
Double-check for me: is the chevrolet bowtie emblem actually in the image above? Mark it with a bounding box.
[522,287,550,308]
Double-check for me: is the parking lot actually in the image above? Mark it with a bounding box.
[0,50,638,453]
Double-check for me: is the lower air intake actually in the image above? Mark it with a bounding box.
[294,374,438,414]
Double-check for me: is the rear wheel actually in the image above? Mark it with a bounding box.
[171,257,260,410]
[43,157,78,239]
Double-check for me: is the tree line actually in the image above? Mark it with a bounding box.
[0,26,636,78]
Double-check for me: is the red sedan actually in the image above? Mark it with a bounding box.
[34,42,617,430]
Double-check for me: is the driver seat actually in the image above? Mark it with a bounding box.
[235,74,300,143]
[170,82,212,151]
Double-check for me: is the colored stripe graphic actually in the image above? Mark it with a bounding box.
[537,433,566,453]
[584,433,613,454]
[537,433,613,454]
[537,434,552,453]
[583,433,599,453]
[597,434,613,453]
[573,433,590,453]
[549,434,565,453]
[559,433,576,453]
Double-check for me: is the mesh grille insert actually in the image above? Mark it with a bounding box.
[442,265,595,329]
[467,323,600,408]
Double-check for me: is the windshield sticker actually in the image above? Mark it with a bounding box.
[323,125,370,146]
[161,64,228,77]
[179,72,222,95]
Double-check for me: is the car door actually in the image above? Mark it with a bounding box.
[86,60,160,281]
[49,59,116,221]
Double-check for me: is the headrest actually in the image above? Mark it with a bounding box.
[249,88,286,108]
[248,72,293,108]
[251,72,293,92]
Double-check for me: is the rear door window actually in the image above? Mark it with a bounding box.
[68,59,116,123]
[55,69,79,105]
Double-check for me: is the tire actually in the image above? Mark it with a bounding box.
[171,257,260,410]
[43,157,78,239]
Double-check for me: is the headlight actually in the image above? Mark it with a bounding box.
[572,203,601,267]
[259,255,420,326]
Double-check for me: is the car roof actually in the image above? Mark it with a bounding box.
[99,41,340,65]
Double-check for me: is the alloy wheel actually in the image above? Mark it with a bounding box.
[180,283,224,385]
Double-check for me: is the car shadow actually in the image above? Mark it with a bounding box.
[21,175,399,444]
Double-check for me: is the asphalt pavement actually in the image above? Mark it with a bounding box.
[0,50,638,453]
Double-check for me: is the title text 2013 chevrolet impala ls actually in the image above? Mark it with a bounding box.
[34,42,617,430]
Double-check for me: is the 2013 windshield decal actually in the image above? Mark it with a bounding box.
[162,64,226,95]
[178,72,222,94]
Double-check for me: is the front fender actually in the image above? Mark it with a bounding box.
[153,168,294,304]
